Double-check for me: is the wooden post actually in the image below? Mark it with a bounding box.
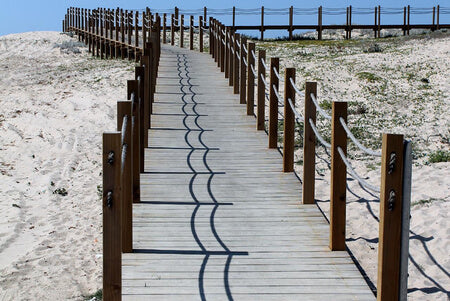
[437,5,440,30]
[199,16,204,52]
[190,16,194,50]
[136,67,146,174]
[349,6,352,39]
[229,30,234,87]
[220,25,225,71]
[239,36,247,104]
[289,6,293,40]
[209,17,212,55]
[128,12,133,59]
[225,28,230,78]
[117,101,133,254]
[330,101,348,250]
[128,80,140,203]
[135,11,139,60]
[377,134,405,301]
[102,132,122,301]
[283,68,295,172]
[233,7,236,30]
[180,15,184,48]
[233,33,240,94]
[318,6,323,40]
[257,49,266,130]
[407,6,410,35]
[174,7,179,30]
[374,7,378,38]
[141,55,151,139]
[378,5,381,38]
[204,7,207,25]
[269,57,279,149]
[346,7,349,40]
[403,7,406,36]
[302,82,317,203]
[260,6,264,40]
[247,42,255,116]
[162,14,166,43]
[432,7,436,31]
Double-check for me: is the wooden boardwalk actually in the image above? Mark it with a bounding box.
[122,44,376,300]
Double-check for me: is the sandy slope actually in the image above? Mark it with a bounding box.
[0,31,448,300]
[0,31,133,300]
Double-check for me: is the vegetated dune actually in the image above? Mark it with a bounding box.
[0,30,448,300]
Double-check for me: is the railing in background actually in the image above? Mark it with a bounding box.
[64,7,161,300]
[207,17,413,301]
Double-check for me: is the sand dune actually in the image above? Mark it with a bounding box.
[0,31,448,300]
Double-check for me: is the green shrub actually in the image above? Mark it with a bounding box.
[428,150,450,163]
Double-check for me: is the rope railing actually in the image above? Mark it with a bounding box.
[310,93,332,120]
[289,77,304,97]
[339,117,382,157]
[308,118,330,149]
[288,98,304,123]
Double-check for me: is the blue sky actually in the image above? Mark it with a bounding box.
[0,1,447,37]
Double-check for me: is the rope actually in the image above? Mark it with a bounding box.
[260,57,268,69]
[310,93,332,120]
[273,84,284,105]
[339,117,382,157]
[121,143,128,173]
[288,98,304,123]
[243,57,248,67]
[260,73,268,87]
[121,115,128,146]
[337,147,381,193]
[242,44,248,54]
[250,64,257,77]
[289,77,304,97]
[309,118,331,149]
[251,50,257,60]
[273,67,282,82]
[236,40,241,48]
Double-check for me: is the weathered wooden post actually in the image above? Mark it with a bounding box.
[199,16,203,52]
[269,57,279,149]
[220,24,225,71]
[135,67,146,174]
[374,6,378,38]
[346,7,349,40]
[330,101,347,249]
[283,68,295,172]
[349,6,352,39]
[180,14,184,48]
[163,13,167,43]
[432,6,436,31]
[135,11,139,60]
[318,6,323,40]
[377,134,406,301]
[233,33,240,94]
[407,6,410,35]
[229,30,235,87]
[403,7,407,36]
[437,5,440,30]
[289,6,293,40]
[303,82,317,203]
[102,132,122,301]
[171,14,175,45]
[127,80,140,203]
[190,15,194,50]
[239,36,247,104]
[378,5,381,38]
[232,6,236,30]
[174,7,179,30]
[257,49,266,130]
[209,17,213,55]
[204,7,207,25]
[225,28,230,78]
[247,42,256,116]
[261,6,265,40]
[117,101,133,254]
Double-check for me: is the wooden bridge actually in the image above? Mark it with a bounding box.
[119,45,375,300]
[65,7,414,301]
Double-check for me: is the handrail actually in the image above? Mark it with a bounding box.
[339,117,382,157]
[310,93,332,120]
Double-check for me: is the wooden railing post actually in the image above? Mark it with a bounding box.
[199,16,203,52]
[403,7,407,36]
[127,80,140,203]
[374,6,378,38]
[349,5,352,39]
[135,11,139,60]
[128,11,133,59]
[209,17,213,55]
[117,101,133,254]
[283,68,295,172]
[102,132,122,301]
[318,6,323,40]
[303,82,317,203]
[246,42,255,116]
[232,6,236,30]
[233,33,240,94]
[269,57,279,148]
[437,5,440,30]
[377,133,405,301]
[330,101,347,250]
[260,6,264,40]
[239,36,247,104]
[225,28,230,78]
[229,30,235,87]
[378,5,381,38]
[135,67,146,172]
[432,7,436,31]
[257,49,266,130]
[220,24,225,71]
[180,14,184,48]
[407,6,410,35]
[289,6,293,40]
[163,13,167,43]
[190,15,194,50]
[171,14,175,45]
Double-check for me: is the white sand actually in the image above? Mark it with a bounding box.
[0,31,448,300]
[0,32,133,300]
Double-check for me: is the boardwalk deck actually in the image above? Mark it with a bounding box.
[122,44,376,300]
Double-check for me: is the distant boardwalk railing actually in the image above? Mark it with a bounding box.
[65,7,413,301]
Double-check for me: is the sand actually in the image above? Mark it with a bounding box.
[0,30,448,300]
